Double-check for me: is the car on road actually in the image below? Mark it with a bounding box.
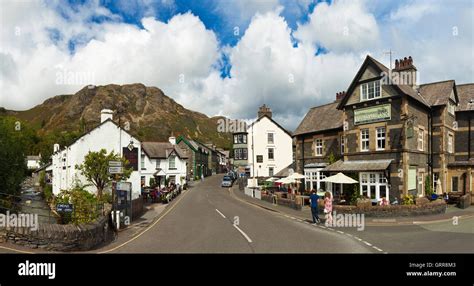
[221,175,233,187]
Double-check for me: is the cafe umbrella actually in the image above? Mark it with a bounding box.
[320,172,358,198]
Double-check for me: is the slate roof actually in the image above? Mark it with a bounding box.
[141,142,188,159]
[456,83,474,111]
[323,159,392,172]
[293,101,343,136]
[418,80,457,106]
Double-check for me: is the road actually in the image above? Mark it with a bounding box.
[104,174,375,253]
[338,217,474,253]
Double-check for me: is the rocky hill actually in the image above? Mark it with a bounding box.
[1,83,231,149]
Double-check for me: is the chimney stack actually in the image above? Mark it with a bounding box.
[169,136,176,145]
[258,104,272,119]
[53,143,60,153]
[100,109,114,123]
[336,91,346,101]
[394,56,417,89]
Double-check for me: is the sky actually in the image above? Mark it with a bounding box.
[0,0,473,130]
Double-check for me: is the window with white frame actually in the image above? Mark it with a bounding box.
[234,134,247,144]
[448,133,454,153]
[268,148,274,160]
[169,155,176,169]
[360,80,381,101]
[269,167,274,177]
[360,129,369,151]
[376,127,386,150]
[360,172,389,201]
[418,128,424,151]
[267,133,274,144]
[315,139,323,156]
[155,159,161,169]
[340,135,345,154]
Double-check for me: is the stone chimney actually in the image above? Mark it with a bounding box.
[394,56,417,88]
[100,109,114,123]
[169,136,176,145]
[336,91,346,101]
[258,104,272,119]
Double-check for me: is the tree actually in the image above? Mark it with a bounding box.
[75,149,132,199]
[0,117,28,199]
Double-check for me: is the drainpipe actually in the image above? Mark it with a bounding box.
[468,113,471,161]
[429,109,434,191]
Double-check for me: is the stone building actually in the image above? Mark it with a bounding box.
[294,55,473,202]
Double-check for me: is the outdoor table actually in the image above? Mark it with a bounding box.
[300,195,310,206]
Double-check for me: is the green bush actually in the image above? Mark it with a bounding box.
[55,185,102,224]
[43,184,53,203]
[425,175,433,197]
[39,171,46,188]
[401,194,415,205]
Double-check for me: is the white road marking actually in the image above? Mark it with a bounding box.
[373,246,384,252]
[364,241,372,246]
[337,230,344,234]
[233,224,252,243]
[215,209,226,218]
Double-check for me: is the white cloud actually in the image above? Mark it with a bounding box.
[389,1,439,23]
[0,1,219,111]
[294,0,380,53]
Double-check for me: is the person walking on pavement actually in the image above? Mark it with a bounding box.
[309,189,320,224]
[324,191,333,226]
[201,172,204,182]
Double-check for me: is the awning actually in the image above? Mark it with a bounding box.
[321,172,358,184]
[323,159,392,172]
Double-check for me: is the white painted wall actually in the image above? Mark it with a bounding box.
[141,151,187,187]
[247,116,293,177]
[51,120,142,199]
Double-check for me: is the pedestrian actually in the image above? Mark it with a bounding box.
[309,190,320,224]
[201,173,204,182]
[324,191,333,226]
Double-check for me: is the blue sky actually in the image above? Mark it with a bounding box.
[1,0,473,129]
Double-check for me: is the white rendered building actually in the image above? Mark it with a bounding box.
[51,109,142,199]
[246,105,293,178]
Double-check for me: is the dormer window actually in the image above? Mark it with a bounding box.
[360,80,381,101]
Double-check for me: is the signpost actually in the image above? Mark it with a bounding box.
[56,203,73,212]
[108,166,124,174]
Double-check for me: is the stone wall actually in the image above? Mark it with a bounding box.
[0,214,113,251]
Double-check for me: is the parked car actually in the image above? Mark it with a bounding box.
[221,175,233,187]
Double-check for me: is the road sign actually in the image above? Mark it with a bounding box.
[109,161,122,167]
[56,203,73,212]
[109,167,124,174]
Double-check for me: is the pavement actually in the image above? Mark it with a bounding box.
[231,187,474,226]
